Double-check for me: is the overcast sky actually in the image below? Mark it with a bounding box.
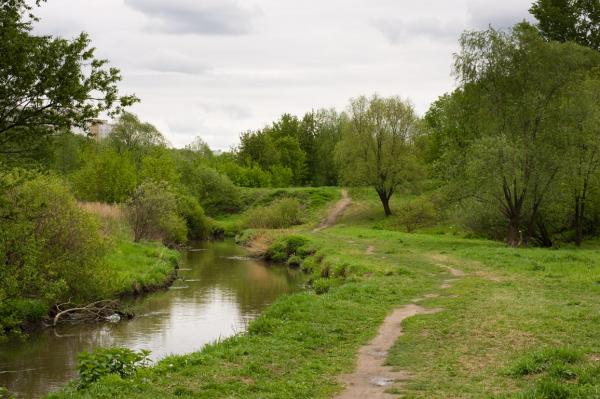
[35,0,534,150]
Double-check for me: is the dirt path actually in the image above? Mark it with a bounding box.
[335,305,441,399]
[313,189,351,232]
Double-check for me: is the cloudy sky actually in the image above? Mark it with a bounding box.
[35,0,534,150]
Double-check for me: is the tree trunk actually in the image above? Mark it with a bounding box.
[507,217,521,247]
[574,196,583,247]
[376,189,392,216]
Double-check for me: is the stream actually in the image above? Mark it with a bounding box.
[0,240,303,398]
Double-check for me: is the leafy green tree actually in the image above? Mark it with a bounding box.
[560,74,600,245]
[185,136,213,159]
[335,95,422,216]
[0,172,107,338]
[0,0,137,158]
[530,0,599,50]
[238,130,279,170]
[125,181,187,244]
[449,23,600,246]
[107,112,166,162]
[311,109,346,186]
[72,148,137,203]
[139,147,180,186]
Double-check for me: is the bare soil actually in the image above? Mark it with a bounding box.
[313,189,351,232]
[335,304,441,399]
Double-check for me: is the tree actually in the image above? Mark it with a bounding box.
[335,95,421,216]
[107,112,166,160]
[139,147,180,186]
[185,136,213,158]
[72,148,137,203]
[125,181,187,244]
[560,74,600,245]
[448,23,600,246]
[0,0,137,158]
[530,0,600,50]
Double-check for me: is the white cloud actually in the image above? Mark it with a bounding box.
[123,0,260,35]
[32,0,534,150]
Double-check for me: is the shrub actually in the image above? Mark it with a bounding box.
[176,194,211,240]
[245,198,303,229]
[397,197,438,232]
[77,348,150,388]
[265,235,312,263]
[71,148,137,203]
[139,149,180,186]
[179,164,241,215]
[125,181,187,245]
[0,173,107,337]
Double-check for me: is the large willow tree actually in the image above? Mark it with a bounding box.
[446,23,600,246]
[335,95,421,216]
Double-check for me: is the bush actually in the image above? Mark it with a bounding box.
[125,181,187,245]
[72,148,137,203]
[397,197,438,232]
[265,235,312,262]
[0,173,107,338]
[245,198,303,229]
[179,163,241,215]
[176,194,211,240]
[77,348,150,388]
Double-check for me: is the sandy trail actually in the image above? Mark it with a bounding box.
[313,189,351,232]
[335,305,441,399]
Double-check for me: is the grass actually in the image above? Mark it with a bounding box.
[104,240,180,296]
[216,187,341,235]
[49,188,600,398]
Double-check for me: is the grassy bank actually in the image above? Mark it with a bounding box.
[48,191,600,398]
[104,240,180,297]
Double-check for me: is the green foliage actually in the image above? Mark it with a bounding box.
[0,299,47,341]
[107,113,166,160]
[178,160,241,215]
[0,172,107,338]
[265,235,313,262]
[72,148,137,203]
[125,181,187,245]
[0,0,137,159]
[397,197,438,232]
[139,147,180,186]
[244,198,303,229]
[176,193,211,240]
[530,0,600,50]
[438,23,600,246]
[236,110,345,187]
[77,348,150,388]
[335,95,423,216]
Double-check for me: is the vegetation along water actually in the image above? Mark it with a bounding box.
[1,0,599,398]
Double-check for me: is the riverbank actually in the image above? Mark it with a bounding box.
[46,190,600,398]
[0,239,180,343]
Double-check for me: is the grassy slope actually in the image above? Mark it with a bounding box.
[50,189,600,398]
[215,187,341,235]
[105,240,180,296]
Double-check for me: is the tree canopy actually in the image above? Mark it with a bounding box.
[335,95,421,216]
[530,0,600,50]
[0,0,137,159]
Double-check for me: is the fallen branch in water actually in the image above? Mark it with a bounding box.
[52,300,131,327]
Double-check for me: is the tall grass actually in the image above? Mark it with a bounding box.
[78,202,123,220]
[244,198,303,229]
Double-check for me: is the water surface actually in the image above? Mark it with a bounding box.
[0,240,303,398]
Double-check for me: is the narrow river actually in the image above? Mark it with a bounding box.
[0,241,303,399]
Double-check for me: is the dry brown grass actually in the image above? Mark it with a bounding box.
[78,201,123,220]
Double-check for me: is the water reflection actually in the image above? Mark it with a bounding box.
[0,240,303,398]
